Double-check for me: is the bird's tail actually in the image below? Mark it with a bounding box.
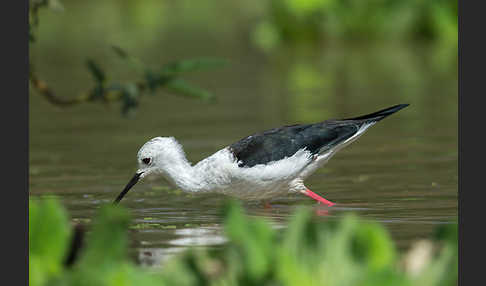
[342,104,409,123]
[315,104,409,156]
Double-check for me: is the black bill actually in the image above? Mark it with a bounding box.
[113,172,143,204]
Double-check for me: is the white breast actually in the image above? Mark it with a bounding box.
[193,148,314,200]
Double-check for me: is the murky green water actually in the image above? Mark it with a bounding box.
[30,1,457,268]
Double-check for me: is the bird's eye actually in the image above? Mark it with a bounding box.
[142,158,151,165]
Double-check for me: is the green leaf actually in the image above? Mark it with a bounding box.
[29,198,71,286]
[160,58,227,75]
[111,45,146,72]
[434,223,458,246]
[165,79,214,101]
[111,45,129,59]
[351,220,396,271]
[28,198,458,286]
[66,204,168,286]
[86,59,106,83]
[223,201,275,282]
[75,205,131,271]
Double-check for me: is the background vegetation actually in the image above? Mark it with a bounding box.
[252,0,457,51]
[30,0,457,116]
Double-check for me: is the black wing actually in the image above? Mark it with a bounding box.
[229,104,409,168]
[229,122,359,168]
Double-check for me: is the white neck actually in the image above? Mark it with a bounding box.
[156,153,215,193]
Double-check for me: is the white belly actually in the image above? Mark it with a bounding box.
[199,148,315,200]
[216,178,293,200]
[190,146,343,201]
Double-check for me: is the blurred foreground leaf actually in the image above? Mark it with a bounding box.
[29,198,457,286]
[29,199,167,286]
[29,198,71,286]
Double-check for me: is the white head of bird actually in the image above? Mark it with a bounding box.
[113,136,194,204]
[135,137,187,179]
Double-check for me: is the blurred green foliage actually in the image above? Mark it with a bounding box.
[30,198,71,286]
[30,198,167,286]
[29,0,457,116]
[252,0,458,51]
[30,198,457,286]
[84,48,226,116]
[29,0,227,116]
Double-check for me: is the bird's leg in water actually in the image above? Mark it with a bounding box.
[301,189,335,207]
[263,201,273,209]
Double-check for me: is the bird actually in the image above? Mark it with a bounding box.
[114,104,409,206]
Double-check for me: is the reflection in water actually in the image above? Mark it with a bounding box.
[170,227,227,246]
[138,247,186,268]
[137,226,228,267]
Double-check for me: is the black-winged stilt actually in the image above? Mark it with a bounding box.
[114,104,409,206]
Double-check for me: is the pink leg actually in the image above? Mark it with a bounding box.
[301,189,335,207]
[263,201,272,209]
